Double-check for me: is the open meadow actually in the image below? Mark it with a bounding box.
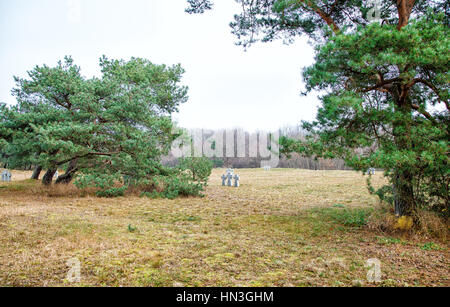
[0,169,448,287]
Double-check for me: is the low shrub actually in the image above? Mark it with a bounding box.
[329,208,372,228]
[74,157,213,199]
[96,186,127,198]
[140,157,213,199]
[142,176,205,199]
[368,203,448,241]
[177,157,213,185]
[313,207,373,228]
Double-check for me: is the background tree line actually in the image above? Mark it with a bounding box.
[162,126,352,170]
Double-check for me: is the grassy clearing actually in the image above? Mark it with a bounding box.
[0,168,448,287]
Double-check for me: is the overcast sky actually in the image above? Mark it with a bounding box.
[0,0,320,132]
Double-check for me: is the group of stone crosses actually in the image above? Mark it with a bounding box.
[221,169,240,188]
[1,170,12,182]
[367,168,376,175]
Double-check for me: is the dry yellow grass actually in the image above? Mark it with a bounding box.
[0,168,448,287]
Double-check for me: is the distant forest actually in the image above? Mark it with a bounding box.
[163,126,353,171]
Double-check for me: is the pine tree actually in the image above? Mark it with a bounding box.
[1,56,189,190]
[186,0,449,218]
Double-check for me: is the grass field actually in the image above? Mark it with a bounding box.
[0,168,448,287]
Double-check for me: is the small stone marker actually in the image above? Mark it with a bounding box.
[234,174,240,187]
[227,172,233,187]
[221,174,227,186]
[54,171,59,179]
[1,170,12,182]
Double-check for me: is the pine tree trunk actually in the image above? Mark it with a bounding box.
[31,166,42,180]
[55,159,78,185]
[393,169,415,216]
[42,168,57,186]
[392,87,415,217]
[391,1,417,217]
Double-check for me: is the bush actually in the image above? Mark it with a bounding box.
[141,176,206,199]
[164,176,205,198]
[330,208,372,228]
[140,158,213,199]
[315,207,372,228]
[96,186,127,198]
[75,174,127,197]
[75,157,213,199]
[177,157,213,186]
[367,203,449,241]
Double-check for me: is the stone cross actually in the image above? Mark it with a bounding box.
[227,173,233,187]
[221,174,227,186]
[234,174,240,188]
[1,170,11,182]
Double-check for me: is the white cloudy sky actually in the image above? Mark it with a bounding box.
[0,0,320,131]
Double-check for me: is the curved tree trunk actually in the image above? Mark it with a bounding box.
[55,159,78,185]
[42,168,57,186]
[31,166,42,180]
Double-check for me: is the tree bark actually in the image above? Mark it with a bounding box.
[55,159,78,184]
[31,166,42,180]
[396,0,416,30]
[42,168,57,186]
[391,85,415,217]
[393,169,415,216]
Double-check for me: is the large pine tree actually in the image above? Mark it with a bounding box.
[1,56,188,190]
[186,0,449,218]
